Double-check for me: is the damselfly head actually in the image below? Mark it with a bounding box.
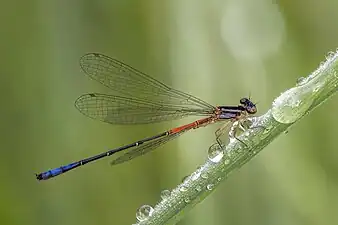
[240,97,257,114]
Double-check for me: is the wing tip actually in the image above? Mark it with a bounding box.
[74,93,97,111]
[79,53,107,71]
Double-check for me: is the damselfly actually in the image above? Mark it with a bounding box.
[36,53,257,180]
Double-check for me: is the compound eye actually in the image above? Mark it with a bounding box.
[240,98,247,104]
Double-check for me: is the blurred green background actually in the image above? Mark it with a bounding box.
[2,0,338,225]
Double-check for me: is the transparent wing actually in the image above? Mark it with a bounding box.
[79,53,215,111]
[75,93,215,124]
[110,131,183,165]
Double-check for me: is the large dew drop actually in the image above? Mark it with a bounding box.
[271,84,320,124]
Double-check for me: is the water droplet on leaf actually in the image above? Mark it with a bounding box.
[208,143,224,163]
[136,205,154,221]
[160,190,171,200]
